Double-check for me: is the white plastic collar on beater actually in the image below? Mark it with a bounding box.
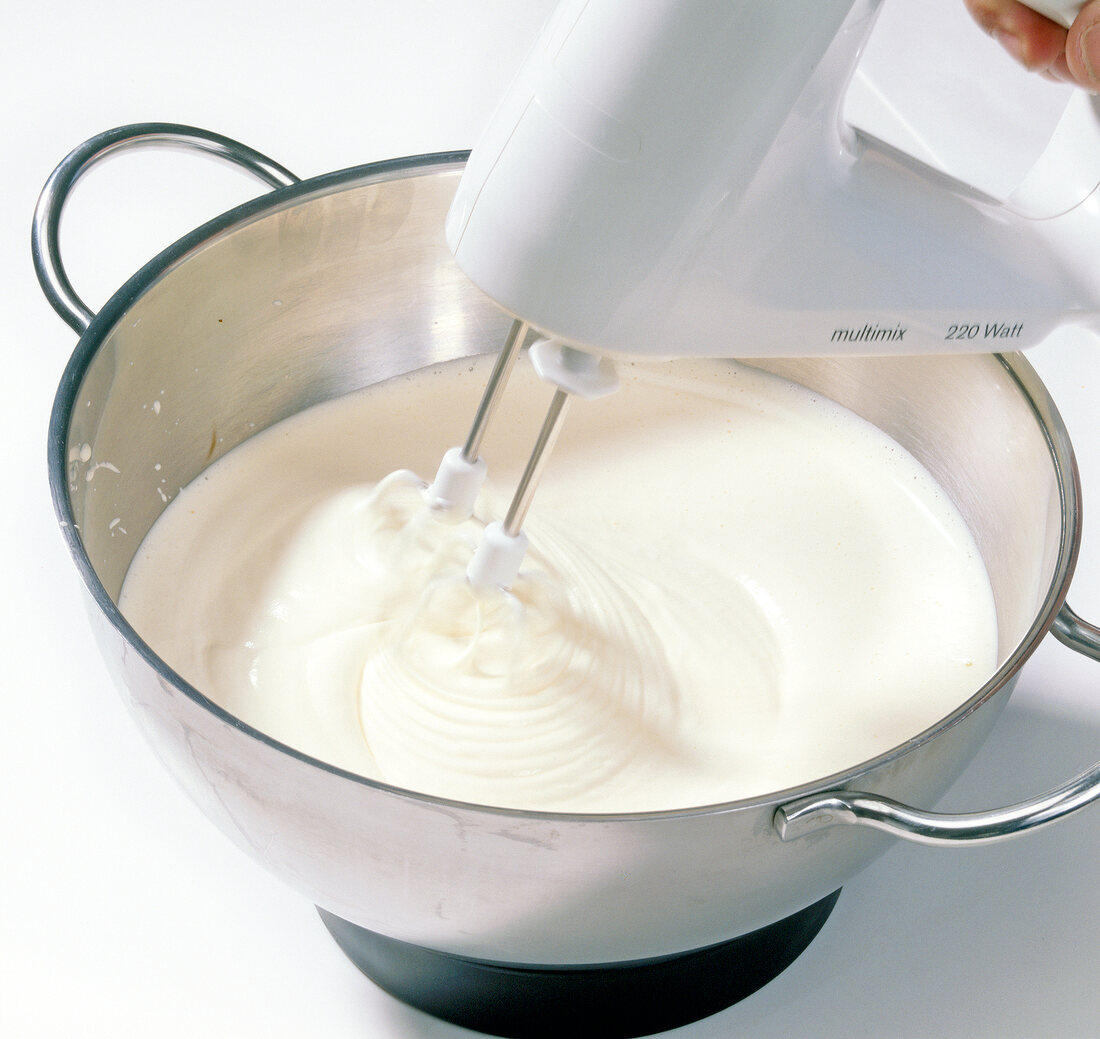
[528,339,619,399]
[467,521,530,591]
[428,447,486,517]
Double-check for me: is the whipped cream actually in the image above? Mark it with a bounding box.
[119,356,998,812]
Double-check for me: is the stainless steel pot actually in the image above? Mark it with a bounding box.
[36,124,1100,1037]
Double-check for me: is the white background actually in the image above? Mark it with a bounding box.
[3,1,1100,1036]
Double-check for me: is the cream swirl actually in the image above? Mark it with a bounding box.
[119,355,998,813]
[204,467,783,811]
[357,505,693,811]
[238,470,697,810]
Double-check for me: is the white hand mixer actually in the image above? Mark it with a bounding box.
[430,0,1099,588]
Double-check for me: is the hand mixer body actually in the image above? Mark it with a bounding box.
[441,0,1095,586]
[446,0,1100,358]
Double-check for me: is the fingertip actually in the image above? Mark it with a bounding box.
[1039,54,1077,84]
[969,0,1069,71]
[1067,0,1100,90]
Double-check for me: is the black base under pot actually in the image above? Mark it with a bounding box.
[318,889,841,1038]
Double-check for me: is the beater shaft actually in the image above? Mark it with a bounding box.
[467,343,619,590]
[503,389,571,537]
[465,387,572,591]
[427,318,529,514]
[462,318,529,462]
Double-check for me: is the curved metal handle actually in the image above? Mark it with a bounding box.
[32,122,301,335]
[775,602,1100,846]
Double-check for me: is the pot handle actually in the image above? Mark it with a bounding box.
[32,122,300,335]
[775,603,1100,846]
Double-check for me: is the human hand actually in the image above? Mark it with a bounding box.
[965,0,1100,89]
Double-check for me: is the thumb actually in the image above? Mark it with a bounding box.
[1066,0,1100,90]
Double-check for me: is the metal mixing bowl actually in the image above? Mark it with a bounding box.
[36,125,1100,1037]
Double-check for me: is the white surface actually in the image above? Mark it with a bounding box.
[3,2,1099,1037]
[1027,0,1086,29]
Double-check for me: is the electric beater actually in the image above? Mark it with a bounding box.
[432,0,1100,587]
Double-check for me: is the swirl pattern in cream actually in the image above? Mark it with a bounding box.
[120,356,997,812]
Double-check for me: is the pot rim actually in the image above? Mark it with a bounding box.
[46,150,1083,824]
